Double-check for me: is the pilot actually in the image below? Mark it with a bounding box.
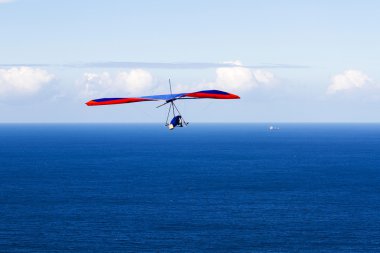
[168,115,183,130]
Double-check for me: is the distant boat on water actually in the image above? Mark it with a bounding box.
[269,125,280,131]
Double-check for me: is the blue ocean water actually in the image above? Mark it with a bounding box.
[0,124,380,252]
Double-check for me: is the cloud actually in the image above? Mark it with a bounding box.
[0,67,54,98]
[80,69,154,98]
[183,62,276,92]
[327,70,372,94]
[117,69,154,94]
[252,69,276,84]
[215,65,257,91]
[0,0,14,3]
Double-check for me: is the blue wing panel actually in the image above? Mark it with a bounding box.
[141,93,186,100]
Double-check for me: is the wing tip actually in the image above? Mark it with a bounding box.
[230,93,240,99]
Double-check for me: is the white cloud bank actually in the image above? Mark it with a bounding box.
[213,67,275,91]
[80,69,154,98]
[0,67,54,97]
[178,61,276,93]
[327,70,372,94]
[79,61,276,98]
[212,61,276,91]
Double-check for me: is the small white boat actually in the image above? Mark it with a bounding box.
[269,125,280,131]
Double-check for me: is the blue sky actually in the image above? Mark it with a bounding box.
[0,0,379,122]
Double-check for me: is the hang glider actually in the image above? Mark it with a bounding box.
[86,80,240,130]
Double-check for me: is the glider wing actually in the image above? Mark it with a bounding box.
[86,90,239,106]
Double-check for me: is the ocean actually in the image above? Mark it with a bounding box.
[0,124,379,252]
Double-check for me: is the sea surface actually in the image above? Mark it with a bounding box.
[0,124,380,252]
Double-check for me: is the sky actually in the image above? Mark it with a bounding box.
[0,0,379,123]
